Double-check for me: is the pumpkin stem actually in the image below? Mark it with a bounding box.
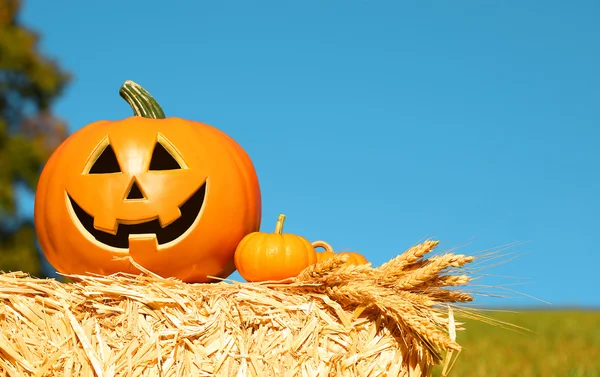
[311,240,334,253]
[274,214,286,234]
[119,80,166,119]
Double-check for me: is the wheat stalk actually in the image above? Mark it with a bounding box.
[290,239,475,365]
[377,240,440,273]
[393,254,474,290]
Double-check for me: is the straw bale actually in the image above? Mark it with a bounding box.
[0,240,474,377]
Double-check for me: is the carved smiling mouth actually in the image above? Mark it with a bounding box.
[66,182,206,249]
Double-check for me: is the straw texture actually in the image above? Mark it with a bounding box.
[0,240,473,377]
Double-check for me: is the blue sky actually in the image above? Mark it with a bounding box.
[18,1,599,308]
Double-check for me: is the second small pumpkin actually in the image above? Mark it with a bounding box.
[312,240,369,266]
[338,251,369,265]
[312,240,335,263]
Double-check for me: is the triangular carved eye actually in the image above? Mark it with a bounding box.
[89,144,121,174]
[149,142,181,171]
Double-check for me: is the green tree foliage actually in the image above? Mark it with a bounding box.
[0,0,71,276]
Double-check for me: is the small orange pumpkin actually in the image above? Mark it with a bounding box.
[338,251,369,265]
[311,240,369,266]
[234,214,317,282]
[312,240,335,263]
[34,81,261,282]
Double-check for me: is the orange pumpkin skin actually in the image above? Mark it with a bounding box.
[234,214,317,282]
[34,82,261,283]
[316,251,335,263]
[338,252,369,266]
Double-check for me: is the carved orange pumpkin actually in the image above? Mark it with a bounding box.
[234,214,317,282]
[34,81,261,282]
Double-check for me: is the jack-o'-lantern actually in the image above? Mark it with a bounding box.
[34,81,262,282]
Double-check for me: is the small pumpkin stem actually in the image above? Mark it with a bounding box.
[311,240,334,253]
[119,80,166,119]
[274,214,286,234]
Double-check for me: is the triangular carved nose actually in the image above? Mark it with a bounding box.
[126,180,146,200]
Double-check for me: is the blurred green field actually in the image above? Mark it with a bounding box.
[432,310,600,377]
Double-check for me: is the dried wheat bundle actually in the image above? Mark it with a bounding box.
[0,240,474,377]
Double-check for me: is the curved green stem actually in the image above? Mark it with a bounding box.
[119,80,166,119]
[274,214,286,234]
